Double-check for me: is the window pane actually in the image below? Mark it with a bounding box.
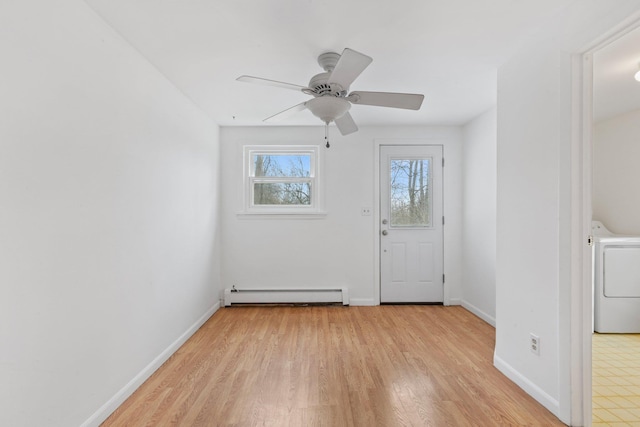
[253,154,311,177]
[390,159,431,226]
[254,182,311,205]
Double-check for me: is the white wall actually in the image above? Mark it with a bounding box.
[497,36,563,417]
[461,108,497,326]
[220,126,462,306]
[593,109,640,234]
[495,1,640,424]
[0,2,221,426]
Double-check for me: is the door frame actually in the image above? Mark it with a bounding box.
[373,140,449,306]
[573,16,640,426]
[379,145,444,303]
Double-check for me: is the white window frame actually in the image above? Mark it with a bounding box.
[241,145,325,217]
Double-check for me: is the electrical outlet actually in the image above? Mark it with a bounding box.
[361,207,372,216]
[530,333,540,355]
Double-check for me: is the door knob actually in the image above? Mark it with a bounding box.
[382,219,388,224]
[382,230,388,236]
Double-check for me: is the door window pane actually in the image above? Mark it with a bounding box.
[390,158,431,226]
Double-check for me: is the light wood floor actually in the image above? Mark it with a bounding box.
[102,306,565,426]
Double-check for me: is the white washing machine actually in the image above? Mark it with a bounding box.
[593,220,640,333]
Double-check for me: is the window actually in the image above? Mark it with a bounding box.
[243,145,323,215]
[389,158,432,227]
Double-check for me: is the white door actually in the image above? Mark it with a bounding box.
[380,145,443,303]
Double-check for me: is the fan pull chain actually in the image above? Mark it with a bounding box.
[324,122,330,148]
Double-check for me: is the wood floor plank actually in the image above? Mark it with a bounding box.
[101,306,565,426]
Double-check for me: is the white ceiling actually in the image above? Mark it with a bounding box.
[593,25,640,123]
[86,0,586,128]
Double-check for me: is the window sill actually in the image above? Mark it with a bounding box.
[236,211,328,220]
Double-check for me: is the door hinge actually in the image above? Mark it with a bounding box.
[442,158,445,167]
[443,274,445,283]
[442,216,445,225]
[588,235,594,247]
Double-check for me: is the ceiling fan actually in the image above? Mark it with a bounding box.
[237,48,424,147]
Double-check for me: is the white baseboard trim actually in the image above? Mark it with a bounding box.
[81,301,220,427]
[349,298,376,306]
[446,298,461,306]
[461,300,496,327]
[493,353,560,418]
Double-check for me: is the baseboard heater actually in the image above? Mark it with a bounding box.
[223,287,349,306]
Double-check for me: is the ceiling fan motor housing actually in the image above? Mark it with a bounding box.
[309,72,346,97]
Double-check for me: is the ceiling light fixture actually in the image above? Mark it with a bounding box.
[305,97,351,148]
[306,97,351,124]
[635,63,640,82]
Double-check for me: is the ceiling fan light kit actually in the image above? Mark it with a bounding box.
[306,97,351,123]
[237,48,425,147]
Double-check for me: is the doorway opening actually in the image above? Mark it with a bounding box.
[379,145,444,304]
[588,23,640,425]
[578,17,640,426]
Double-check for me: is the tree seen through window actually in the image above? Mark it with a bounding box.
[390,158,431,226]
[253,154,311,205]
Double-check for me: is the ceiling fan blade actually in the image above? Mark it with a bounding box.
[348,91,424,110]
[334,112,358,135]
[237,75,310,92]
[327,48,373,90]
[263,102,307,122]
